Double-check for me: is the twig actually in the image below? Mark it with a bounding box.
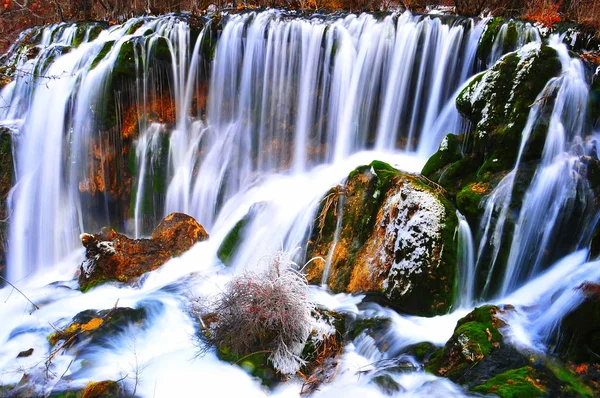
[0,275,39,311]
[234,350,273,364]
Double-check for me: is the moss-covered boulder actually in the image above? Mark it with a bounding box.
[78,212,208,291]
[426,305,594,396]
[426,305,509,381]
[217,203,266,266]
[306,161,458,316]
[425,43,562,209]
[48,306,149,349]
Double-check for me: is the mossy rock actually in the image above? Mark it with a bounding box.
[49,380,121,398]
[48,306,150,349]
[306,161,458,316]
[426,305,508,381]
[371,374,402,395]
[305,161,400,291]
[403,342,438,363]
[347,316,392,341]
[477,17,504,64]
[471,362,594,398]
[217,203,266,266]
[423,42,563,284]
[471,366,546,397]
[421,134,462,177]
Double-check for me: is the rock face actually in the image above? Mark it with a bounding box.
[306,161,458,316]
[78,212,208,291]
[0,130,13,280]
[554,283,600,364]
[423,43,562,227]
[426,305,595,397]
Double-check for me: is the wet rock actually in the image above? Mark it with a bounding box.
[554,282,600,364]
[48,380,121,398]
[0,131,13,282]
[306,161,458,316]
[48,306,149,349]
[426,305,510,382]
[78,212,208,291]
[217,203,266,266]
[426,305,595,396]
[80,380,121,398]
[371,374,402,395]
[16,348,33,358]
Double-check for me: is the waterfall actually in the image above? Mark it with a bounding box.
[471,37,595,298]
[0,9,597,397]
[456,211,475,308]
[163,11,489,231]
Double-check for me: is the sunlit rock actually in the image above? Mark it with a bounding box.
[78,212,208,291]
[306,161,458,316]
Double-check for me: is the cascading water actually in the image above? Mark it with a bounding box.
[0,8,598,397]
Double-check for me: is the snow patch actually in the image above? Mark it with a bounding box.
[375,184,446,297]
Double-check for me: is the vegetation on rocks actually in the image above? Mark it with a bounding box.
[191,252,343,386]
[306,160,458,316]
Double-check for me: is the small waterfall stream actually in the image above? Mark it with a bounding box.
[0,9,598,397]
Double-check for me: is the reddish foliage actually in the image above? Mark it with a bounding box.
[523,0,563,27]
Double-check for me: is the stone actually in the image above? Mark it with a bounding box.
[306,161,458,316]
[78,212,208,291]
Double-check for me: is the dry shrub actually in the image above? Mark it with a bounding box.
[195,252,315,375]
[564,0,600,35]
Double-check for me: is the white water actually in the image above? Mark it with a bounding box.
[0,10,597,397]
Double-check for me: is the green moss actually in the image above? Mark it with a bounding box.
[477,17,504,63]
[456,184,483,224]
[218,218,245,266]
[471,367,545,398]
[425,348,444,374]
[421,134,462,177]
[546,362,594,397]
[503,22,518,53]
[80,276,108,293]
[113,39,137,78]
[217,346,278,386]
[152,36,172,63]
[90,40,115,70]
[217,203,264,266]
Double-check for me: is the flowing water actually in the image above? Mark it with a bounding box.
[0,10,598,397]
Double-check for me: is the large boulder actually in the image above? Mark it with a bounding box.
[423,43,562,227]
[78,212,208,291]
[554,283,600,364]
[306,161,458,316]
[426,305,595,397]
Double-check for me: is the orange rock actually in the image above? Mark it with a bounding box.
[78,213,208,291]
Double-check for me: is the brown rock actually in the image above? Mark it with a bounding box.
[82,380,120,398]
[78,212,208,291]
